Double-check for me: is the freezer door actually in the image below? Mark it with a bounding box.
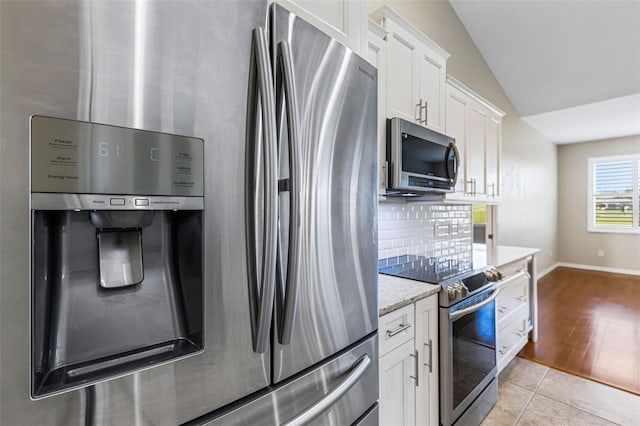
[1,1,271,424]
[271,4,379,382]
[195,335,378,426]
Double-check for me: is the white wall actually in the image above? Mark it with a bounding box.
[368,0,558,272]
[558,136,640,271]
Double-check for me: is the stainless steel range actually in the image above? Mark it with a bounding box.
[438,268,501,426]
[379,255,501,425]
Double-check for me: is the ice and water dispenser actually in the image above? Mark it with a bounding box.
[30,116,204,398]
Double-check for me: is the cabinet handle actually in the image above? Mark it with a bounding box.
[465,179,473,195]
[499,345,508,355]
[473,178,477,196]
[410,349,419,387]
[497,306,506,314]
[386,323,411,337]
[422,100,428,125]
[423,339,433,373]
[488,182,496,197]
[415,98,423,123]
[381,160,388,189]
[517,295,527,302]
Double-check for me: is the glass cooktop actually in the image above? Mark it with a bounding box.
[378,255,473,284]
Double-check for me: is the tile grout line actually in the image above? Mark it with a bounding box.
[534,394,623,426]
[513,367,550,425]
[526,367,625,426]
[533,367,550,394]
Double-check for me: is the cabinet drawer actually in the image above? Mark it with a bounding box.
[497,273,529,328]
[497,305,529,365]
[498,259,528,278]
[379,304,415,357]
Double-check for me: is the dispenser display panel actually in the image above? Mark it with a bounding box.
[31,116,204,196]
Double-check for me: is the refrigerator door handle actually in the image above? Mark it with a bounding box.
[275,40,301,345]
[280,355,372,426]
[246,27,278,354]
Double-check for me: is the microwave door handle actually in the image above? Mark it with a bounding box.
[246,27,278,354]
[449,288,500,321]
[276,40,302,345]
[448,142,460,186]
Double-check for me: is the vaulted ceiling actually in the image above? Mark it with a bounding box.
[450,0,640,144]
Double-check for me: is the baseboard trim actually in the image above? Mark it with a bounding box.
[538,263,559,278]
[556,262,640,277]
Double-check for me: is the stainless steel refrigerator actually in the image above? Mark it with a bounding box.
[0,1,378,425]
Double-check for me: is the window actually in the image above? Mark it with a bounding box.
[472,204,497,265]
[588,155,640,233]
[472,205,487,243]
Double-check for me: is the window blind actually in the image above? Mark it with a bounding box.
[589,156,639,232]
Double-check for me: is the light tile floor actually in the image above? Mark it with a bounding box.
[482,358,640,426]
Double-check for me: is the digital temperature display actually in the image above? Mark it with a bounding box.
[30,116,204,196]
[96,142,159,162]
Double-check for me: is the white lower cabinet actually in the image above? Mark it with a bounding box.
[414,295,439,426]
[380,339,417,426]
[496,258,532,372]
[379,294,439,425]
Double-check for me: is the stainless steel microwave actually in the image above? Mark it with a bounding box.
[386,117,459,195]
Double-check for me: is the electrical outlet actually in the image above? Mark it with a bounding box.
[597,250,605,257]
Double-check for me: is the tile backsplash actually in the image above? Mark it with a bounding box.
[378,203,472,262]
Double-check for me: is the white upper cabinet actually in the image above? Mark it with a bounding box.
[445,84,470,194]
[445,76,505,203]
[278,0,367,55]
[485,115,502,198]
[371,6,450,133]
[366,20,389,196]
[384,18,421,123]
[418,45,447,133]
[468,100,488,197]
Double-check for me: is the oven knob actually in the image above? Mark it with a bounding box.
[451,282,467,298]
[485,268,502,281]
[447,286,458,301]
[458,282,469,297]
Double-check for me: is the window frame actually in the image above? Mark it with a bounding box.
[587,154,640,234]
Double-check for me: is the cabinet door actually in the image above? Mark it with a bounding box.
[367,25,388,195]
[385,19,421,123]
[418,47,446,133]
[445,84,469,194]
[379,339,417,426]
[467,101,487,197]
[281,0,365,54]
[485,114,501,199]
[415,295,439,426]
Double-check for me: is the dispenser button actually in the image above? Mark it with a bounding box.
[110,198,126,206]
[135,198,149,206]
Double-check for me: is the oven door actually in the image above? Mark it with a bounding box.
[440,287,498,425]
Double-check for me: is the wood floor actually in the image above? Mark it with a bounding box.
[519,267,640,395]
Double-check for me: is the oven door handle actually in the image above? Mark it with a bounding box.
[449,288,500,321]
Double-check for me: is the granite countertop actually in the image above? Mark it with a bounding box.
[473,245,540,269]
[378,274,440,316]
